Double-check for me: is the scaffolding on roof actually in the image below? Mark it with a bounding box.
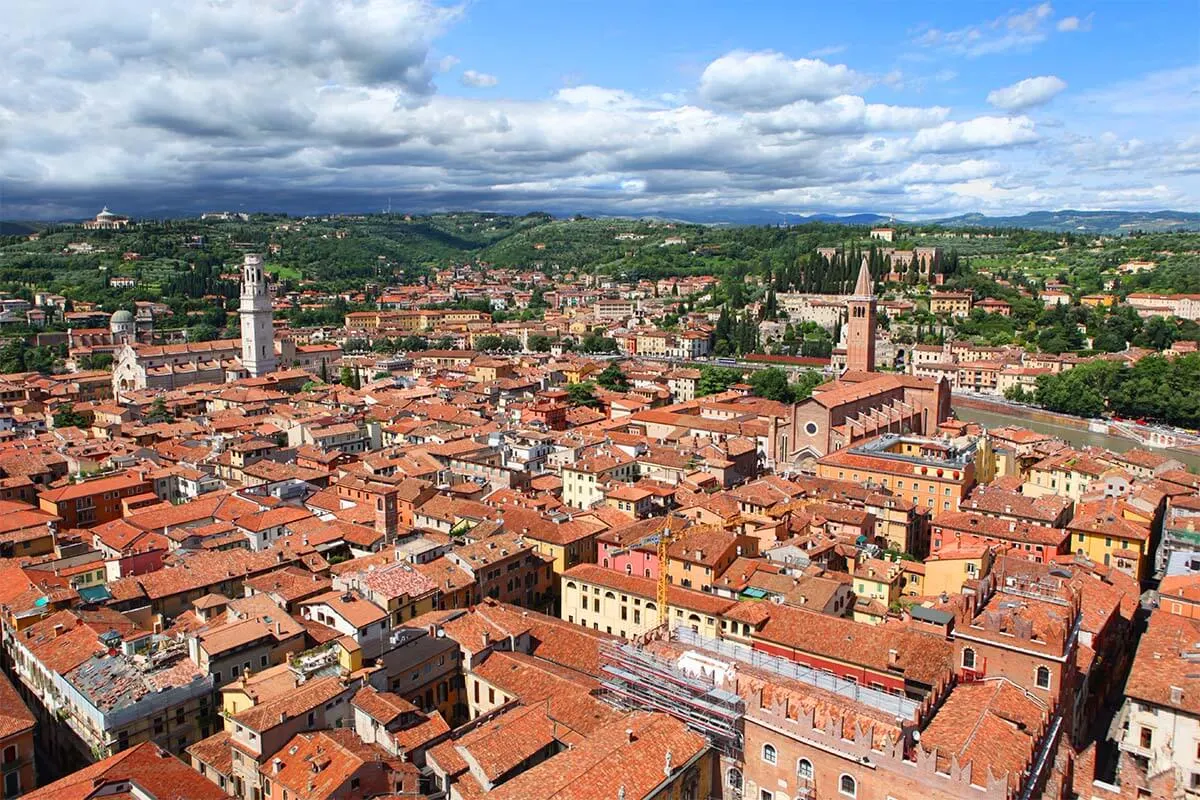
[599,641,744,757]
[674,627,921,720]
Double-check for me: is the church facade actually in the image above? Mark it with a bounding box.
[780,260,953,466]
[112,254,303,396]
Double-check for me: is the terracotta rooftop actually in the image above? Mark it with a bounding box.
[24,741,230,800]
[1125,610,1200,715]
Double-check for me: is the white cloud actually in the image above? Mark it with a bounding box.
[750,95,949,135]
[896,159,1004,184]
[554,85,638,108]
[1056,14,1092,32]
[987,75,1067,110]
[698,51,864,110]
[911,116,1039,153]
[0,3,1193,220]
[915,3,1064,56]
[460,70,498,88]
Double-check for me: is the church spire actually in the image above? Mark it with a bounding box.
[853,257,873,297]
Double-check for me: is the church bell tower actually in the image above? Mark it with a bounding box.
[846,257,877,373]
[239,254,276,377]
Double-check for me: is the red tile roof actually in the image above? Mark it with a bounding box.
[25,741,231,800]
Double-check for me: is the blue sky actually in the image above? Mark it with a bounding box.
[2,0,1198,220]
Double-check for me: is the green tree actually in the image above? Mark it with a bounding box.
[400,335,429,352]
[1134,316,1177,351]
[580,333,617,354]
[749,367,792,402]
[528,287,547,311]
[595,362,629,391]
[339,365,360,389]
[53,403,88,429]
[1004,385,1033,403]
[528,334,552,352]
[186,323,220,343]
[566,382,599,407]
[789,369,825,402]
[697,366,743,396]
[144,397,174,424]
[78,353,114,371]
[475,335,502,351]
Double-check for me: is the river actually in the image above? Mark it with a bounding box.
[953,404,1200,473]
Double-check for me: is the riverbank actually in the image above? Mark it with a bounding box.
[952,395,1200,472]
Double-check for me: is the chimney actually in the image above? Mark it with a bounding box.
[625,728,635,743]
[663,749,673,777]
[887,648,900,669]
[272,758,283,775]
[1171,686,1184,705]
[53,623,65,638]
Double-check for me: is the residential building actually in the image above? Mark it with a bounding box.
[38,470,153,528]
[0,672,36,798]
[560,564,734,640]
[1119,611,1200,792]
[816,433,979,517]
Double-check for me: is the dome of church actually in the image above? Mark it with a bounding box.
[97,207,116,219]
[110,309,134,324]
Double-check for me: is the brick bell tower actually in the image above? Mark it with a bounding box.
[846,257,877,373]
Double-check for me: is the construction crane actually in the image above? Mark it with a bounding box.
[610,494,826,628]
[766,494,825,526]
[609,515,706,625]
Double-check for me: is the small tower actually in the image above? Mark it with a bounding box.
[846,257,877,373]
[239,254,276,377]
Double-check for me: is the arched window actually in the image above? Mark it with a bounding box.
[839,774,857,797]
[625,564,632,575]
[762,744,777,764]
[725,767,742,790]
[565,582,576,591]
[797,758,814,780]
[962,647,976,670]
[1035,666,1051,689]
[604,591,616,600]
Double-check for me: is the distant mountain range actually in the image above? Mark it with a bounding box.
[609,208,1200,233]
[3,208,1198,236]
[928,210,1200,234]
[0,221,47,236]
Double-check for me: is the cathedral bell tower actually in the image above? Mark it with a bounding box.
[239,254,277,377]
[846,257,877,373]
